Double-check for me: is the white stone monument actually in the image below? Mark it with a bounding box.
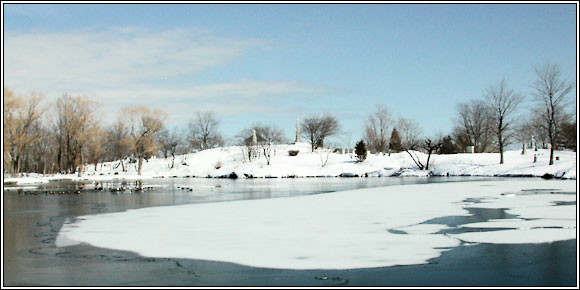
[295,119,300,143]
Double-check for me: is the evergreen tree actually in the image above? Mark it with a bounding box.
[355,139,367,163]
[558,121,576,151]
[438,135,458,154]
[389,128,402,152]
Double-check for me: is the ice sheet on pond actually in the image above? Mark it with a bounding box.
[56,180,576,270]
[451,228,576,244]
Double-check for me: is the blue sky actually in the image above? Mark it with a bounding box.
[3,3,577,146]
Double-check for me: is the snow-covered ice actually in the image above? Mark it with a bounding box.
[56,180,577,270]
[450,228,576,244]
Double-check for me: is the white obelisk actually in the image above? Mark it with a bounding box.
[295,119,300,143]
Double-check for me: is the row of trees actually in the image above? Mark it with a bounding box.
[3,91,229,176]
[214,62,576,169]
[451,63,575,165]
[358,63,575,168]
[3,91,170,176]
[3,63,575,175]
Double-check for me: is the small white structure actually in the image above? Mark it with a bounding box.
[466,146,475,153]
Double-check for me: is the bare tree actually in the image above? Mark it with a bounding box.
[404,136,442,171]
[396,117,425,169]
[236,128,259,163]
[484,79,524,164]
[531,63,575,165]
[396,118,442,170]
[453,99,494,153]
[301,114,340,152]
[28,119,58,174]
[364,104,393,154]
[106,118,131,172]
[157,128,184,169]
[256,124,285,165]
[3,89,45,175]
[55,95,97,176]
[514,115,551,152]
[397,117,423,150]
[257,124,287,145]
[120,106,167,175]
[301,115,322,152]
[236,124,285,164]
[422,137,443,171]
[316,145,334,168]
[86,125,108,171]
[187,111,224,151]
[338,130,353,155]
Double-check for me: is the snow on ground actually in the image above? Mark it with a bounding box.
[56,180,577,270]
[3,177,49,185]
[5,143,576,184]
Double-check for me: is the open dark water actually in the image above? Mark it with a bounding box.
[3,177,577,286]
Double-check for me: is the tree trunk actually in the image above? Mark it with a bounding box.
[548,128,555,165]
[138,157,143,175]
[15,154,21,176]
[499,137,504,164]
[405,150,424,170]
[498,118,504,164]
[77,154,83,177]
[57,140,62,173]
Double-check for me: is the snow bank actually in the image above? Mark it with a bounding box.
[56,180,576,270]
[6,144,576,184]
[3,177,49,185]
[75,144,580,180]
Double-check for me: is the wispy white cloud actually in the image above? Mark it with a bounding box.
[67,79,321,127]
[4,27,258,91]
[4,27,323,127]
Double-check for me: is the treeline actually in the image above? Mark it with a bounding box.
[360,63,576,168]
[3,91,169,176]
[2,90,286,176]
[3,63,576,176]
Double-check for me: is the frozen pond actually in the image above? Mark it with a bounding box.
[3,177,577,286]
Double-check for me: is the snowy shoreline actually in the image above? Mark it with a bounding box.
[4,143,576,185]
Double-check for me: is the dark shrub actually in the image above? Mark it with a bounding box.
[355,140,367,162]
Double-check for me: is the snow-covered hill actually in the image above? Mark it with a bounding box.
[7,142,575,184]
